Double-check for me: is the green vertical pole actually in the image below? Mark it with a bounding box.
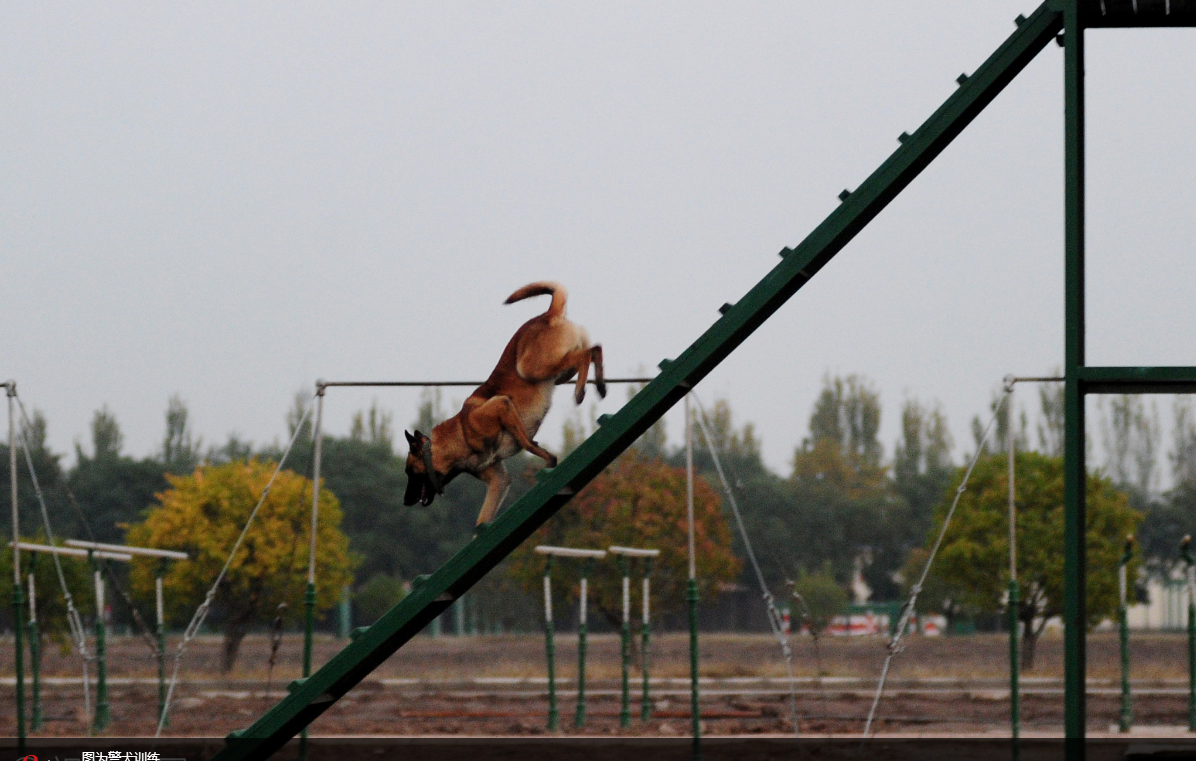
[300,386,324,761]
[641,559,653,722]
[93,562,110,732]
[1118,536,1134,733]
[1062,1,1087,756]
[619,556,631,728]
[9,384,26,750]
[156,571,168,728]
[299,582,315,757]
[542,556,558,731]
[575,560,592,728]
[28,569,42,732]
[1009,580,1020,755]
[1006,383,1019,761]
[685,394,701,760]
[1183,536,1195,732]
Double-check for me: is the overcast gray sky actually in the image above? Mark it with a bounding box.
[2,3,1194,479]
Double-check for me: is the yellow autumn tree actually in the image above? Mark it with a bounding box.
[126,460,354,672]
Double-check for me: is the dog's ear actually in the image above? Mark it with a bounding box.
[405,430,418,447]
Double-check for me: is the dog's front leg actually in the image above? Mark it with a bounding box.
[475,462,512,525]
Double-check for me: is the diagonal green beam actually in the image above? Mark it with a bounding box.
[212,5,1063,759]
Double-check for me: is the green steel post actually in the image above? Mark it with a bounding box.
[1007,385,1019,761]
[688,578,701,760]
[1009,580,1020,759]
[1190,600,1195,733]
[1183,536,1195,732]
[1118,536,1134,733]
[642,557,654,722]
[156,570,168,728]
[201,11,1067,757]
[575,559,594,728]
[13,581,26,746]
[618,555,631,728]
[28,568,41,732]
[1062,0,1087,755]
[300,386,324,761]
[542,556,558,731]
[299,581,315,760]
[93,557,110,732]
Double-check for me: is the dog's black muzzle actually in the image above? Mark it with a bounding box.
[404,435,445,507]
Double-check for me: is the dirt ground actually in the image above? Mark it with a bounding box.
[2,631,1194,738]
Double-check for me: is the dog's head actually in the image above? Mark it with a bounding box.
[404,429,442,507]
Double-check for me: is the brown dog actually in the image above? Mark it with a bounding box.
[403,282,605,525]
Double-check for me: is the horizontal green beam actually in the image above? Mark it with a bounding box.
[209,5,1063,760]
[1083,0,1196,27]
[1081,366,1196,394]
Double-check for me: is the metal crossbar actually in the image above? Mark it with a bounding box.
[210,6,1065,758]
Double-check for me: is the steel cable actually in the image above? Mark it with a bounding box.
[691,392,801,736]
[156,392,316,737]
[860,388,1009,742]
[14,395,94,731]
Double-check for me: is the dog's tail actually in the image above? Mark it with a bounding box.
[504,281,566,318]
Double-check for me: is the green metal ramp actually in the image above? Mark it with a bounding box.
[214,5,1066,759]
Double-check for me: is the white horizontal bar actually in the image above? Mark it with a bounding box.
[11,542,133,562]
[534,545,607,559]
[607,545,661,557]
[65,539,189,560]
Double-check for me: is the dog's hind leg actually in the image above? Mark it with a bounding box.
[590,345,606,398]
[475,462,512,525]
[557,347,605,404]
[469,396,558,467]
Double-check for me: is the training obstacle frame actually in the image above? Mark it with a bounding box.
[607,545,660,727]
[534,544,607,730]
[208,3,1196,759]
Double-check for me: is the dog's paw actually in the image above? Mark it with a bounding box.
[596,380,607,399]
[545,454,559,469]
[574,387,586,405]
[473,521,491,537]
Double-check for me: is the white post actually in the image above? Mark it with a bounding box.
[9,384,18,585]
[543,575,553,625]
[1008,383,1017,585]
[94,571,104,619]
[28,572,36,624]
[308,391,324,587]
[156,576,165,628]
[642,576,650,625]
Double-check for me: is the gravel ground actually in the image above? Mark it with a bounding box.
[1,631,1192,738]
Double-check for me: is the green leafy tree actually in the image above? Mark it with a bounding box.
[791,374,907,598]
[926,452,1140,670]
[69,406,167,545]
[790,565,848,635]
[162,395,202,475]
[0,538,92,642]
[126,460,354,672]
[354,573,407,623]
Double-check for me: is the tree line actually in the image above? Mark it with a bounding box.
[3,378,1194,673]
